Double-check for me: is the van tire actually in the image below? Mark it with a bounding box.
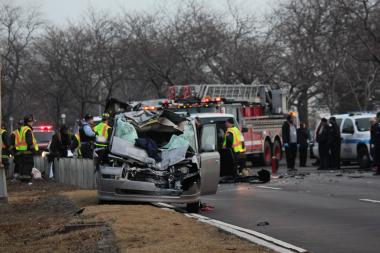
[358,147,371,170]
[186,201,200,213]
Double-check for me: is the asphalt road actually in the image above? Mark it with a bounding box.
[201,167,380,253]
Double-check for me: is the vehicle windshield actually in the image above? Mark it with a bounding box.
[355,118,372,132]
[34,131,54,143]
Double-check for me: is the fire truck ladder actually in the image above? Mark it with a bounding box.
[195,84,268,103]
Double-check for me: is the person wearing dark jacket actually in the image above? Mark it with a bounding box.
[297,122,309,167]
[282,112,298,171]
[79,114,96,159]
[328,117,341,169]
[372,112,380,175]
[316,118,330,170]
[50,125,78,159]
[1,122,10,179]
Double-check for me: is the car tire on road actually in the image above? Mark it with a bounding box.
[186,201,200,213]
[358,147,371,170]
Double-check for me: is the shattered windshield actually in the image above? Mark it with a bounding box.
[182,122,196,151]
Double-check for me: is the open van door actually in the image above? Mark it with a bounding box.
[199,124,220,195]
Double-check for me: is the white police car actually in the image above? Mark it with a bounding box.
[313,113,374,168]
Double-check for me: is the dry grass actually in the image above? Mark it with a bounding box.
[63,190,274,253]
[0,181,102,253]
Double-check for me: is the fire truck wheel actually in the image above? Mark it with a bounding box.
[273,140,282,160]
[261,140,272,166]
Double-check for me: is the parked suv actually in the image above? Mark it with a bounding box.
[313,113,374,168]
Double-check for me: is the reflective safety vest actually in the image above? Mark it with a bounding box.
[223,127,245,153]
[94,122,111,147]
[14,126,39,152]
[75,133,82,157]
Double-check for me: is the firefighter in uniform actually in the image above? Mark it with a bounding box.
[14,115,38,183]
[10,120,24,179]
[1,123,10,179]
[94,113,112,148]
[223,118,245,178]
[79,114,96,159]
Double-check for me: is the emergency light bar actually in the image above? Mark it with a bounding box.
[34,125,53,131]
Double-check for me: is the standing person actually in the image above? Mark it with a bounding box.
[15,115,39,184]
[10,120,24,179]
[370,117,376,165]
[49,125,78,178]
[94,113,112,148]
[297,122,309,167]
[282,112,298,171]
[1,121,10,179]
[329,117,341,170]
[223,118,245,178]
[372,112,380,175]
[79,114,96,159]
[316,118,330,170]
[50,125,78,158]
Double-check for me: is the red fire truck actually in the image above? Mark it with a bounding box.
[162,84,288,165]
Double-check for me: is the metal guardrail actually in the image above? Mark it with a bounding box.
[7,156,97,189]
[55,158,96,189]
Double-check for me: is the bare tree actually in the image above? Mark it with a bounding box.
[0,3,43,120]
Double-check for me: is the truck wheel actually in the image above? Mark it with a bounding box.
[358,147,370,170]
[273,140,282,160]
[186,201,200,213]
[261,140,272,166]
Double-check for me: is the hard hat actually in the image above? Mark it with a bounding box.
[289,111,297,117]
[102,113,110,121]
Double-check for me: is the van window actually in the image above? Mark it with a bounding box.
[201,125,216,151]
[336,118,343,128]
[355,118,371,132]
[342,119,354,134]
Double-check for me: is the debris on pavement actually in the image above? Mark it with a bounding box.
[256,221,270,227]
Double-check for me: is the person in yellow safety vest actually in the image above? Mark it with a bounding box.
[75,132,82,157]
[1,122,10,179]
[10,120,24,179]
[94,113,112,148]
[13,115,39,184]
[223,118,245,178]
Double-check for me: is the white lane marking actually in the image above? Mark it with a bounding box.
[359,199,380,204]
[256,186,282,190]
[157,203,308,253]
[186,213,309,253]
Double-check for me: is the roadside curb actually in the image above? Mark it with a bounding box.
[156,203,309,253]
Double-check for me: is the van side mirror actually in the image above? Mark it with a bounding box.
[242,127,248,133]
[201,144,215,153]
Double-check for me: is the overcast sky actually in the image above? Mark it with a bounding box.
[11,0,276,25]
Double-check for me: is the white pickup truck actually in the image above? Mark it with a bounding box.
[313,113,374,168]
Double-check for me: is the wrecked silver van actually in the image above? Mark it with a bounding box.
[95,109,220,212]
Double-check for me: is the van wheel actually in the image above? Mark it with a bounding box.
[358,147,371,170]
[186,201,200,213]
[261,140,272,166]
